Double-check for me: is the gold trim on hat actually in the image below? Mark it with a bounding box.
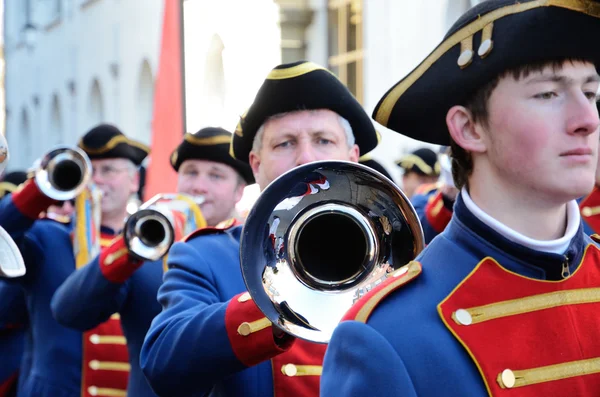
[267,62,331,80]
[78,135,150,155]
[396,154,440,176]
[184,133,231,146]
[374,0,600,127]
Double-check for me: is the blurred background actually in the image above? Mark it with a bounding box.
[1,0,482,212]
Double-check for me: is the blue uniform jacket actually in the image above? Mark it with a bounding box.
[0,194,85,396]
[140,225,275,396]
[52,253,163,397]
[0,184,129,397]
[0,281,27,396]
[321,194,597,396]
[141,224,326,397]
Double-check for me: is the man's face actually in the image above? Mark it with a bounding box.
[91,158,139,218]
[249,109,360,190]
[177,159,245,226]
[402,172,439,199]
[476,61,600,203]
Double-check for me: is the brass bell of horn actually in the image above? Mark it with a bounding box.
[34,146,92,201]
[240,160,425,343]
[124,194,206,261]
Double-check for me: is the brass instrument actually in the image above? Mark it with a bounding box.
[124,193,206,261]
[34,146,92,201]
[240,160,425,343]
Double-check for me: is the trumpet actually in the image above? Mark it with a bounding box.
[240,160,425,343]
[124,194,206,261]
[34,146,92,201]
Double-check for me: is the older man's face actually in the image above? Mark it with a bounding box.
[249,109,359,190]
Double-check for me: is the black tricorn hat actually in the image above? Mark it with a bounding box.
[171,127,255,184]
[231,61,380,163]
[372,0,600,145]
[396,148,440,177]
[0,170,27,198]
[359,156,394,182]
[78,124,150,165]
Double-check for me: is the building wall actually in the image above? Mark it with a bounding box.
[4,0,163,171]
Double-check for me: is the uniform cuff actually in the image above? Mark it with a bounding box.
[225,292,294,367]
[99,235,142,283]
[11,179,56,220]
[425,191,453,233]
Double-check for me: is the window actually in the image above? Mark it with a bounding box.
[327,0,363,103]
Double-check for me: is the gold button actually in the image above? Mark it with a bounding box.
[88,386,98,396]
[501,369,516,388]
[457,49,473,68]
[89,360,100,370]
[477,39,493,58]
[582,207,592,217]
[454,309,472,326]
[283,363,297,376]
[238,322,252,336]
[89,334,99,344]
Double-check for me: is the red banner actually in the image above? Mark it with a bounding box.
[144,0,184,200]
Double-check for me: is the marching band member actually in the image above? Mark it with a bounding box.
[140,61,379,396]
[0,124,145,397]
[321,1,600,395]
[396,147,440,199]
[52,127,253,396]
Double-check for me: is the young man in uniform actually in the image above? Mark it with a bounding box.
[51,127,253,397]
[321,1,600,396]
[0,124,146,397]
[140,61,379,396]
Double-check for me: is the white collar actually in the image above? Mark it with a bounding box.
[461,188,579,255]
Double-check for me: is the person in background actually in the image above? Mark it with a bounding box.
[396,147,440,199]
[0,124,146,397]
[52,127,253,397]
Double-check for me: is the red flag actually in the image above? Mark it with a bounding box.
[144,0,184,200]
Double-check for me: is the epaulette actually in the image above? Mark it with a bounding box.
[183,218,240,242]
[413,182,439,196]
[342,261,422,324]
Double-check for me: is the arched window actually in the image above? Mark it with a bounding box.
[201,34,226,126]
[87,79,104,127]
[136,60,154,145]
[49,93,63,146]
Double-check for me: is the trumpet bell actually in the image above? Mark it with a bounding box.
[35,146,92,201]
[123,193,206,261]
[241,160,425,343]
[124,208,175,262]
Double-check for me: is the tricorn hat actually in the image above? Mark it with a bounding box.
[78,124,149,165]
[171,127,254,184]
[231,61,380,163]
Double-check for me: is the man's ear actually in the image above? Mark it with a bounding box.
[349,144,359,162]
[446,106,487,154]
[249,151,261,177]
